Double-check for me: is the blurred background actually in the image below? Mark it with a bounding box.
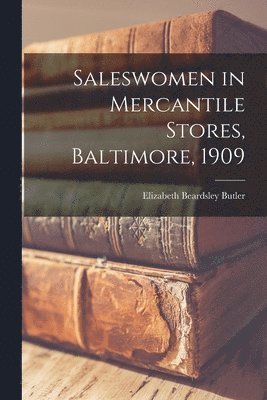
[23,0,267,47]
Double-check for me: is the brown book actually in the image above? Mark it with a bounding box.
[23,10,267,87]
[22,244,267,379]
[23,217,267,270]
[23,216,267,270]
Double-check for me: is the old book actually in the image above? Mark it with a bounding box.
[23,104,205,131]
[23,70,216,112]
[24,176,265,218]
[22,245,267,379]
[23,177,203,216]
[23,79,212,112]
[23,10,267,87]
[23,125,214,184]
[23,216,267,270]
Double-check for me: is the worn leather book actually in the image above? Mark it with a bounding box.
[23,104,205,131]
[22,244,267,379]
[23,10,267,87]
[23,216,267,270]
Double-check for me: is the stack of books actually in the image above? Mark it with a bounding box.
[22,10,267,379]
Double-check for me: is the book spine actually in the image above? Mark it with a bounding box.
[23,178,202,219]
[23,105,205,131]
[23,127,200,183]
[22,249,197,378]
[22,244,267,378]
[24,12,213,54]
[23,215,267,271]
[23,11,267,87]
[23,216,197,269]
[23,12,213,86]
